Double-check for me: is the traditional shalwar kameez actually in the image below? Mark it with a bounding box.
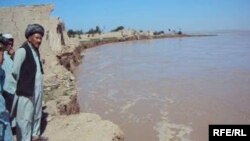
[2,51,16,128]
[11,42,43,141]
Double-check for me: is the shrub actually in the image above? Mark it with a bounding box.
[111,26,124,32]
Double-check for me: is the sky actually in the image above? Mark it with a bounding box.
[1,0,250,32]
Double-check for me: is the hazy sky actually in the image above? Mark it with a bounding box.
[1,0,250,32]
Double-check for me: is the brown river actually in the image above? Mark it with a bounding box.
[76,32,250,141]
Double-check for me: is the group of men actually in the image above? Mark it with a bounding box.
[0,24,48,141]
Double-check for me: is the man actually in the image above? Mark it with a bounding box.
[1,33,17,136]
[0,37,13,141]
[2,33,15,113]
[2,33,15,58]
[11,24,47,141]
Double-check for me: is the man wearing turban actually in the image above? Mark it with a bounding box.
[11,24,47,141]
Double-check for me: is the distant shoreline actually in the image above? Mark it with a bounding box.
[78,33,217,51]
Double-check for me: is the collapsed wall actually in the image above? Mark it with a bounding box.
[0,4,70,52]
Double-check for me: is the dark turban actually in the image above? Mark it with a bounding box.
[25,24,45,39]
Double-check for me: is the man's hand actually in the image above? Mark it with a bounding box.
[9,48,15,55]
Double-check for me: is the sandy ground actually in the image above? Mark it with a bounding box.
[43,113,124,141]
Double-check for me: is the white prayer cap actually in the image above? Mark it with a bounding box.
[2,33,13,39]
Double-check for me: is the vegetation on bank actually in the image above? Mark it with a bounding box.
[111,26,124,32]
[85,26,102,34]
[67,29,83,38]
[67,26,102,38]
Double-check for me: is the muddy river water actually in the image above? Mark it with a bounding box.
[76,32,250,141]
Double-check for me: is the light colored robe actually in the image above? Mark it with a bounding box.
[2,51,16,94]
[2,51,16,128]
[11,42,43,141]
